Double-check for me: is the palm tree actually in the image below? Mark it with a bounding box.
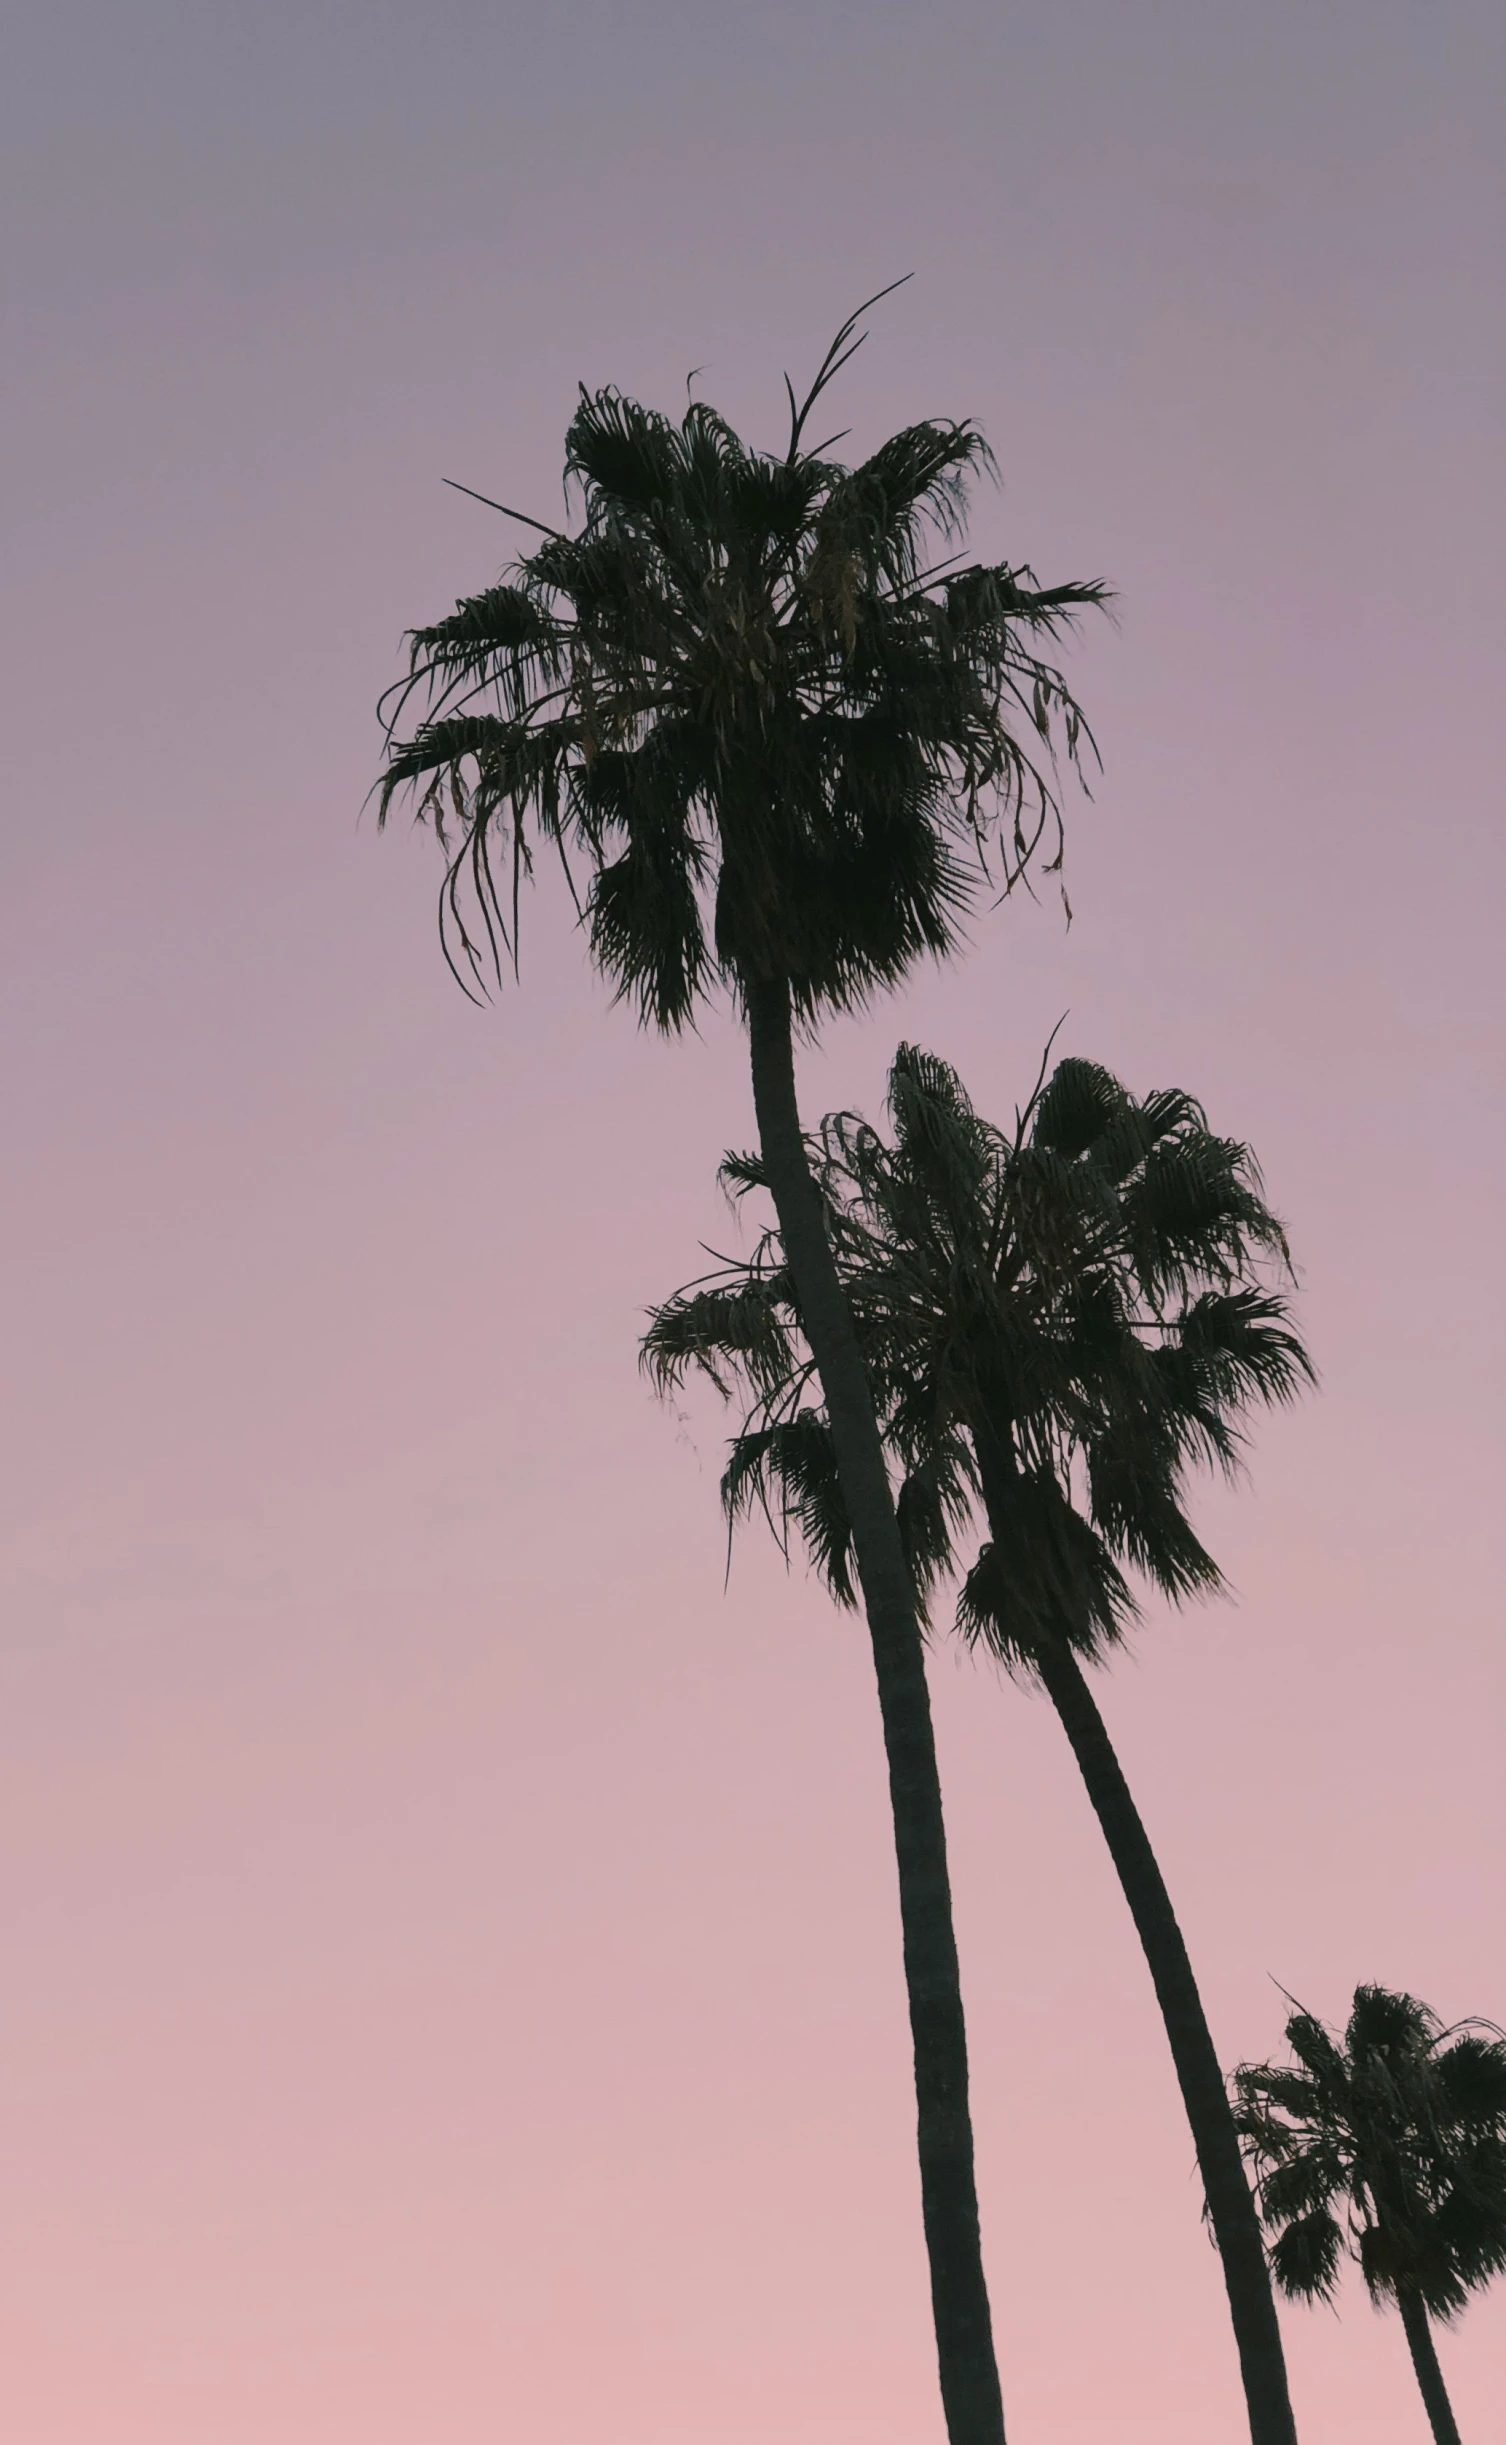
[644,1042,1313,2445]
[1234,1986,1506,2445]
[375,296,1108,2445]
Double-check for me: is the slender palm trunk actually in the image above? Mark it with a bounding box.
[745,975,1006,2445]
[1029,1637,1298,2444]
[968,1435,1298,2445]
[1397,2290,1462,2445]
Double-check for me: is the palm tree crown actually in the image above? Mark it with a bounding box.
[1233,1986,1506,2320]
[645,1041,1312,1661]
[376,301,1107,1026]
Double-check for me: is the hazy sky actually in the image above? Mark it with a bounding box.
[2,3,1502,2439]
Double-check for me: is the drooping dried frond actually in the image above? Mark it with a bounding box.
[954,1489,1137,1674]
[724,1414,858,1608]
[641,1259,798,1406]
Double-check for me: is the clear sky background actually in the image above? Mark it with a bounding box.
[1,2,1502,2439]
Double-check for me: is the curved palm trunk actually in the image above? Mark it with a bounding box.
[967,1436,1298,2445]
[1396,2290,1462,2445]
[746,977,1006,2445]
[1028,1637,1298,2444]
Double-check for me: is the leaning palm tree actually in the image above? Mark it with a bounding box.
[1234,1986,1506,2445]
[375,295,1108,2445]
[644,1042,1313,2445]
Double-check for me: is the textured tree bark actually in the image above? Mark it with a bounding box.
[969,1428,1299,2445]
[1397,2290,1462,2445]
[746,975,1007,2445]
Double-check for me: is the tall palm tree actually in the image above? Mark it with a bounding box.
[375,297,1108,2445]
[1234,1986,1506,2445]
[644,1042,1313,2445]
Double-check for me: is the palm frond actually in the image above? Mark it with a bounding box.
[1028,1056,1137,1161]
[724,1412,857,1608]
[782,279,913,460]
[954,1473,1136,1673]
[641,1273,797,1403]
[718,1148,770,1199]
[1270,2213,1346,2305]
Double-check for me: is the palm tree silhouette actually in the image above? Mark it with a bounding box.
[375,298,1107,2445]
[645,1042,1312,2444]
[1234,1986,1506,2445]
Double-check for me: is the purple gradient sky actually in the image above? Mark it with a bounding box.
[2,2,1503,2439]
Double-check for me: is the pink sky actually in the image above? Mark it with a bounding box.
[2,2,1502,2438]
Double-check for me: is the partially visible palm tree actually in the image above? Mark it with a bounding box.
[1234,1986,1506,2445]
[376,296,1108,2445]
[645,1042,1312,2445]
